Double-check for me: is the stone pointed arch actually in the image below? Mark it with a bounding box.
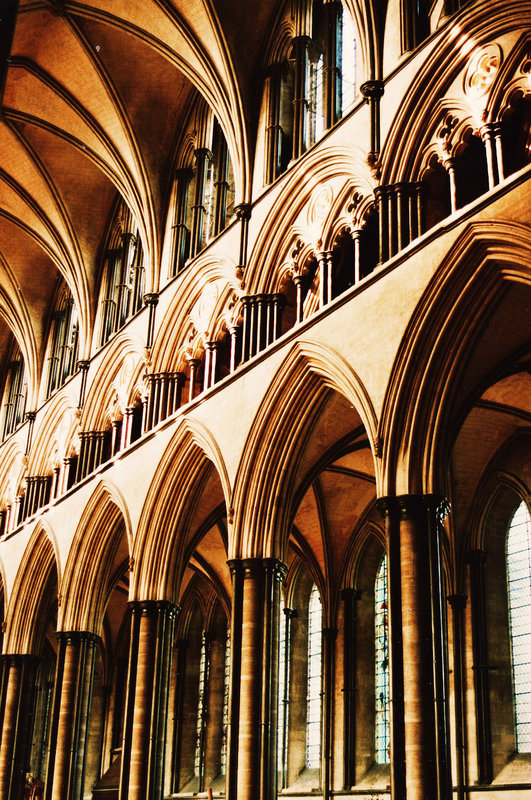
[246,144,375,294]
[29,391,78,475]
[231,340,378,560]
[132,417,230,603]
[59,479,133,633]
[4,522,58,653]
[81,333,146,431]
[380,221,531,497]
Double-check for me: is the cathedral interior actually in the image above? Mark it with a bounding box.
[0,1,530,798]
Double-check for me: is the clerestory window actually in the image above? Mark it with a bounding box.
[1,340,26,440]
[46,286,78,397]
[100,200,145,346]
[170,117,234,277]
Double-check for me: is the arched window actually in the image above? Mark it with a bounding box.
[308,1,358,145]
[306,584,322,769]
[375,555,390,764]
[46,285,78,397]
[170,117,234,277]
[265,2,358,182]
[506,501,531,752]
[220,633,230,775]
[195,632,209,777]
[100,200,145,346]
[1,339,26,440]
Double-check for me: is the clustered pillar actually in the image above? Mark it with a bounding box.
[119,600,177,800]
[379,494,452,800]
[0,654,39,800]
[46,632,99,800]
[226,557,286,800]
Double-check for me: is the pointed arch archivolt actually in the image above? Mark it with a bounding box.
[151,254,239,372]
[132,417,230,603]
[380,221,531,497]
[81,331,146,430]
[29,391,78,476]
[380,3,531,184]
[246,143,375,294]
[231,340,379,561]
[59,479,132,634]
[4,521,58,654]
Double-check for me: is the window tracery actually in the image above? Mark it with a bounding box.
[375,555,390,764]
[46,284,78,398]
[265,1,359,182]
[1,339,27,440]
[99,199,145,346]
[170,117,235,277]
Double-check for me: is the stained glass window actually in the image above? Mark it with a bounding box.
[194,633,207,776]
[306,584,322,768]
[375,555,390,764]
[507,501,531,752]
[221,633,230,774]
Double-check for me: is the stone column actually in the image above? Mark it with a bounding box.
[226,558,286,800]
[323,0,342,127]
[144,292,159,350]
[47,632,99,800]
[377,498,406,800]
[448,594,468,800]
[317,251,333,307]
[444,158,458,213]
[360,81,384,166]
[480,124,496,189]
[293,275,305,322]
[340,588,362,788]
[203,633,226,787]
[119,600,178,800]
[379,495,452,800]
[0,654,39,800]
[322,627,338,800]
[291,36,311,159]
[467,550,493,784]
[493,123,504,181]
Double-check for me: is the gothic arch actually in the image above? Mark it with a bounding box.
[151,263,238,373]
[380,2,531,184]
[81,332,146,431]
[28,392,78,476]
[132,417,230,603]
[247,143,374,294]
[4,522,58,653]
[59,480,132,633]
[380,221,531,496]
[231,339,379,560]
[466,431,531,554]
